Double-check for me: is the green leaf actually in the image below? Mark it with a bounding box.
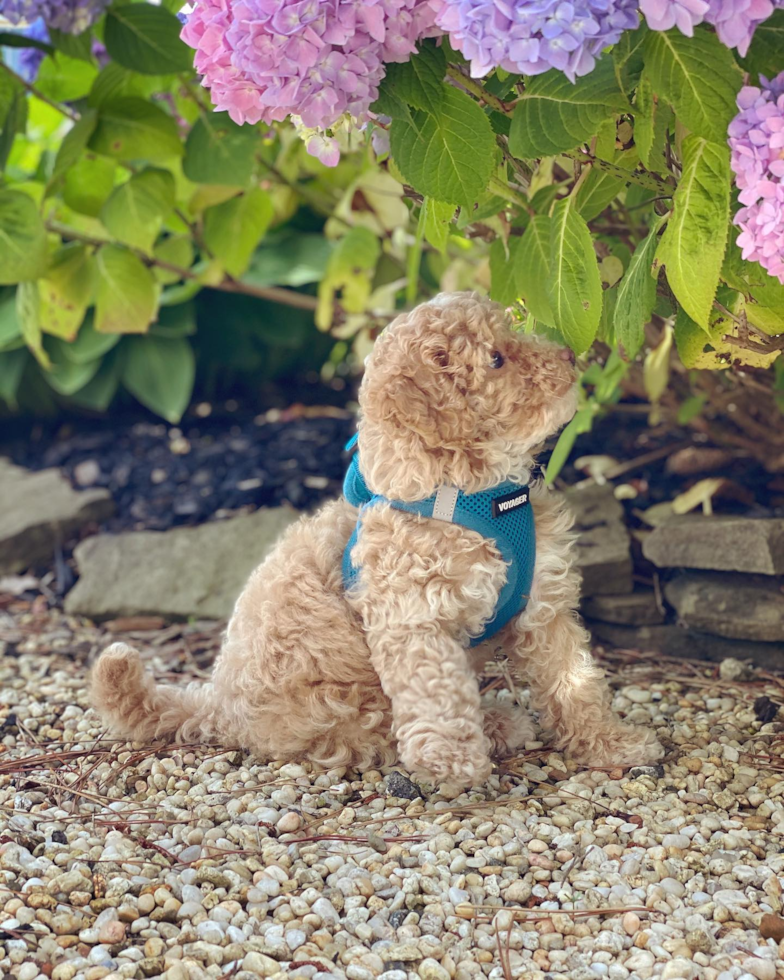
[50,109,98,185]
[612,22,648,94]
[45,356,101,396]
[0,349,28,409]
[0,31,54,56]
[0,190,48,285]
[634,76,672,173]
[90,98,182,163]
[69,358,120,412]
[575,149,638,222]
[644,322,673,402]
[517,217,556,327]
[742,9,784,78]
[148,301,196,338]
[39,244,94,341]
[489,236,527,307]
[657,136,730,329]
[243,233,332,288]
[95,245,159,334]
[101,167,175,253]
[36,53,97,102]
[545,406,594,484]
[48,28,93,62]
[183,114,259,187]
[89,63,159,108]
[203,188,274,278]
[59,314,120,364]
[104,4,194,75]
[509,59,628,158]
[121,335,195,422]
[0,291,22,349]
[16,281,50,369]
[317,227,381,329]
[743,281,784,335]
[389,85,496,207]
[547,197,603,353]
[62,152,116,216]
[383,42,447,113]
[614,213,668,358]
[0,93,22,172]
[422,198,455,255]
[642,27,742,144]
[153,236,195,284]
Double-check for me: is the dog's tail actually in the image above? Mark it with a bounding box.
[90,642,220,744]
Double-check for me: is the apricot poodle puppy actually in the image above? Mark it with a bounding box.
[92,292,662,785]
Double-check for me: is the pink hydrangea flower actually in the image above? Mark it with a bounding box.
[181,0,439,130]
[729,73,784,283]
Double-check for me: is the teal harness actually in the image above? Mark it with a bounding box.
[342,435,536,646]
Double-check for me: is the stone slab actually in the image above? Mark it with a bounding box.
[564,485,633,596]
[587,621,784,671]
[664,571,784,642]
[582,588,665,626]
[642,515,784,575]
[65,507,299,621]
[0,458,114,575]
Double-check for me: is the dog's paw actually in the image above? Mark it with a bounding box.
[566,724,664,768]
[483,706,535,757]
[400,724,493,787]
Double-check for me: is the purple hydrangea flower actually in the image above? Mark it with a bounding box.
[640,0,784,56]
[430,0,640,82]
[2,0,110,35]
[729,73,784,283]
[181,0,439,130]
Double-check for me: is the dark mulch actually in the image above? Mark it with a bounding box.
[5,406,356,534]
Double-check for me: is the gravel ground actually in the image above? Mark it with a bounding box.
[2,602,784,980]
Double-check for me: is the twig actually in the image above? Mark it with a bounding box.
[0,61,80,122]
[46,220,319,311]
[446,65,514,115]
[564,149,672,194]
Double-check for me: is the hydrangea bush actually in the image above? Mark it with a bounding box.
[0,0,783,467]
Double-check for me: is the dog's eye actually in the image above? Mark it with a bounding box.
[489,350,505,369]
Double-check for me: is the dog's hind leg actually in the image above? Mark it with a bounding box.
[91,643,221,744]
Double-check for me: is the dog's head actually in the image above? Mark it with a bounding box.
[357,291,578,498]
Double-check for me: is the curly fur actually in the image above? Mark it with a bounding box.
[91,292,662,785]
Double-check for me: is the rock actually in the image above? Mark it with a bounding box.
[65,507,299,620]
[385,771,422,801]
[564,485,633,596]
[587,621,784,670]
[664,572,784,642]
[0,458,113,574]
[642,515,784,575]
[97,920,126,944]
[582,588,664,626]
[759,914,784,942]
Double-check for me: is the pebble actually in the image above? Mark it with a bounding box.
[3,605,784,980]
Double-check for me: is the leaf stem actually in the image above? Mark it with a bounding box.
[564,149,673,194]
[0,61,80,123]
[488,175,532,214]
[446,65,514,115]
[45,221,319,312]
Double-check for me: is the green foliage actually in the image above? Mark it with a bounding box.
[0,5,781,449]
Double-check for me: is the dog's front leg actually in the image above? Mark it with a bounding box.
[363,618,493,786]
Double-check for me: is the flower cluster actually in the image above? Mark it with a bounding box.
[181,0,438,133]
[1,0,110,35]
[640,0,784,57]
[728,73,784,283]
[430,0,640,82]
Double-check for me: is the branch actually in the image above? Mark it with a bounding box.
[46,221,319,312]
[446,65,515,115]
[488,175,532,213]
[564,149,673,194]
[0,61,79,122]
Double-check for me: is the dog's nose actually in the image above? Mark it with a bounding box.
[560,347,576,365]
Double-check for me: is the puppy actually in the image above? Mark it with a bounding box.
[92,292,662,785]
